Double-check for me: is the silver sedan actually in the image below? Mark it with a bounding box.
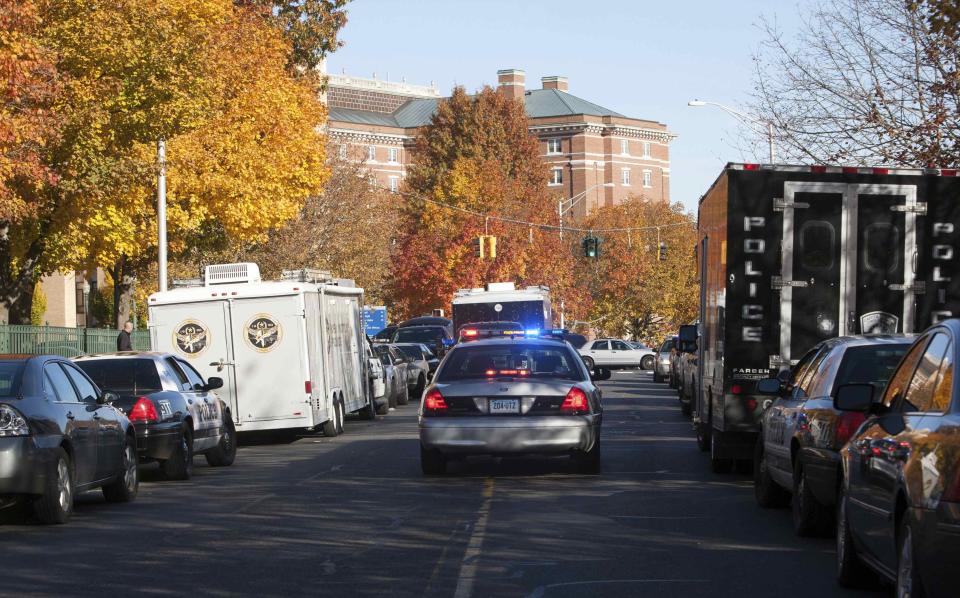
[418,337,602,475]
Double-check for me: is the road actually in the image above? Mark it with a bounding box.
[0,372,884,597]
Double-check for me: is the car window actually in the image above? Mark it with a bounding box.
[593,341,609,351]
[794,346,829,397]
[45,364,79,402]
[77,358,164,394]
[612,341,631,351]
[901,333,950,413]
[660,339,676,352]
[397,345,423,360]
[420,344,436,358]
[176,359,206,391]
[61,363,99,402]
[931,339,955,412]
[882,336,931,409]
[436,343,585,382]
[164,357,191,389]
[788,347,821,390]
[806,347,842,398]
[393,327,444,344]
[830,344,911,397]
[0,362,23,397]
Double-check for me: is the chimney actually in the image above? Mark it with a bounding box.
[497,69,525,100]
[541,76,568,92]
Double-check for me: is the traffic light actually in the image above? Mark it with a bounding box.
[582,235,600,259]
[472,237,484,259]
[472,236,498,260]
[658,242,667,261]
[486,235,497,259]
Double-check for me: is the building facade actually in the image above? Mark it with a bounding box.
[326,68,675,219]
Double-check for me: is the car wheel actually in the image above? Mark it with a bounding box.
[388,383,398,409]
[641,355,654,370]
[161,426,194,480]
[710,435,733,473]
[360,382,377,420]
[897,516,926,598]
[793,460,830,536]
[398,382,410,406]
[33,448,74,524]
[375,395,390,416]
[573,439,602,474]
[103,436,139,503]
[837,484,871,588]
[754,436,789,508]
[681,401,692,418]
[582,356,595,370]
[420,444,446,475]
[205,417,237,467]
[414,375,426,400]
[322,398,341,437]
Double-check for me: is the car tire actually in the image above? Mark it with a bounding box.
[102,436,139,503]
[413,375,426,400]
[582,356,595,370]
[360,382,378,420]
[398,383,410,406]
[754,436,790,508]
[375,396,390,416]
[793,460,830,536]
[896,516,926,598]
[573,439,602,474]
[161,426,194,480]
[710,435,733,473]
[322,398,341,437]
[836,484,871,588]
[420,444,446,475]
[205,417,237,467]
[388,384,398,409]
[33,448,74,525]
[681,401,692,418]
[641,355,654,370]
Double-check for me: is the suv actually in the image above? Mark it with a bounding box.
[579,339,655,371]
[392,325,454,358]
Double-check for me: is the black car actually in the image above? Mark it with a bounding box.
[392,325,454,357]
[754,336,911,536]
[834,321,960,596]
[75,353,237,480]
[372,326,397,344]
[398,316,453,336]
[0,354,139,524]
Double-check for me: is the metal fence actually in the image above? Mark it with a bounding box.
[0,325,150,357]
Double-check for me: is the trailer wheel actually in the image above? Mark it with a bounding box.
[322,396,341,437]
[335,397,345,435]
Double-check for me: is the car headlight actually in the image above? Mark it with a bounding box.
[0,404,29,437]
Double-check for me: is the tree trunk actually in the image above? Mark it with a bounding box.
[0,223,45,325]
[108,256,135,329]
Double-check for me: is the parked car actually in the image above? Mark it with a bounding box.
[75,353,238,480]
[392,325,455,358]
[753,336,912,536]
[677,326,699,419]
[834,322,960,596]
[628,341,650,351]
[668,331,683,389]
[398,316,453,337]
[0,354,139,524]
[394,343,431,397]
[419,335,603,475]
[372,326,397,344]
[365,341,388,415]
[395,342,439,377]
[373,345,411,411]
[654,336,677,383]
[579,339,656,371]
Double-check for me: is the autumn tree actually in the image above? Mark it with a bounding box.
[392,86,588,322]
[240,0,350,75]
[578,198,697,343]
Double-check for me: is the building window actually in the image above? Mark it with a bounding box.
[621,168,631,186]
[389,176,399,193]
[642,141,651,158]
[549,168,563,186]
[643,170,652,188]
[338,144,347,160]
[388,147,398,163]
[547,138,562,155]
[621,139,630,155]
[367,145,376,161]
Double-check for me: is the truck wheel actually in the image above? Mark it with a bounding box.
[102,436,139,503]
[710,435,733,473]
[322,398,341,437]
[754,436,789,508]
[33,448,73,524]
[420,445,446,475]
[335,398,345,435]
[793,460,830,537]
[161,427,193,480]
[641,355,654,370]
[695,422,710,452]
[582,356,595,370]
[206,417,237,466]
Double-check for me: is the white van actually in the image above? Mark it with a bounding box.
[147,264,372,435]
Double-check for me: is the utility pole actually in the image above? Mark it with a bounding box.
[157,139,168,292]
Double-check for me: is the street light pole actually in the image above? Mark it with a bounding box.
[157,139,167,293]
[688,99,776,163]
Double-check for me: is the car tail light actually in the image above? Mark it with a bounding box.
[560,387,590,415]
[423,389,448,415]
[129,397,159,423]
[835,411,866,447]
[462,329,478,338]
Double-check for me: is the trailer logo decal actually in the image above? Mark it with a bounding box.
[174,320,209,356]
[245,314,281,352]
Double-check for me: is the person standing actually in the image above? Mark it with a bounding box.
[117,321,134,351]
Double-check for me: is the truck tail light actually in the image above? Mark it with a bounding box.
[560,387,590,415]
[305,381,312,394]
[423,389,448,415]
[129,397,159,423]
[835,411,866,447]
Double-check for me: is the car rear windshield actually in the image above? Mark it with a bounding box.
[833,344,911,394]
[0,362,24,396]
[397,345,424,359]
[75,359,163,394]
[436,343,585,382]
[394,327,444,344]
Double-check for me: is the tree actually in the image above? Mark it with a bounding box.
[578,198,697,342]
[240,0,351,75]
[392,86,588,322]
[749,0,960,167]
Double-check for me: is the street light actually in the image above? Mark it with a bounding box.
[558,182,615,239]
[688,99,775,164]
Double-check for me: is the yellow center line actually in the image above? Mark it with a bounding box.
[453,477,495,598]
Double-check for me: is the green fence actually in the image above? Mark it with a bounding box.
[0,325,150,357]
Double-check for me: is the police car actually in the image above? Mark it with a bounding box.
[74,352,237,480]
[418,330,603,475]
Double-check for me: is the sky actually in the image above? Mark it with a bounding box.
[328,0,804,213]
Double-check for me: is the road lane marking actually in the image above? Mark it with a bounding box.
[452,477,494,598]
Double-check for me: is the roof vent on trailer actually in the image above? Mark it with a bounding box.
[281,268,333,284]
[204,263,261,286]
[485,282,516,292]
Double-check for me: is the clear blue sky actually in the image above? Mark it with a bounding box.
[328,0,802,213]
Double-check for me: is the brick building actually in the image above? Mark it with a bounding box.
[326,68,675,218]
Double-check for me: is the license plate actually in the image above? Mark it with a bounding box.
[489,399,520,414]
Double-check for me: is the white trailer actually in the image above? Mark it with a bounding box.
[147,264,371,435]
[451,282,552,334]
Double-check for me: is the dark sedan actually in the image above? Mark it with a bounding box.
[75,353,237,480]
[0,355,139,524]
[834,321,960,597]
[754,336,911,536]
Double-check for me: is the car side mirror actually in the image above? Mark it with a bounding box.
[205,376,224,391]
[99,390,119,404]
[756,378,782,396]
[833,383,874,412]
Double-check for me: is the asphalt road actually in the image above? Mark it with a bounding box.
[0,372,886,597]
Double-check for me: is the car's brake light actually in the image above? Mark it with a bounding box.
[423,389,448,414]
[485,369,529,377]
[462,329,478,338]
[835,411,866,446]
[129,397,159,423]
[560,387,590,415]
